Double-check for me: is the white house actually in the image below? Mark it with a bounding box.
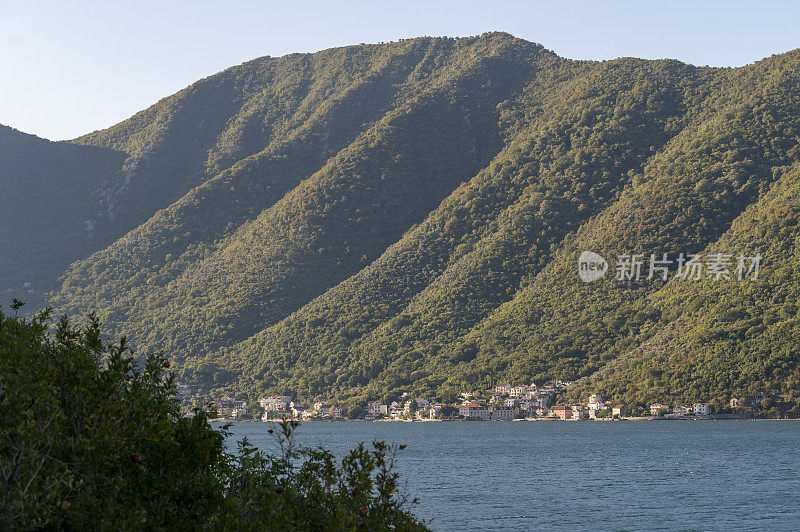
[509,386,529,398]
[693,403,710,416]
[571,405,588,420]
[314,402,332,416]
[330,406,344,419]
[260,396,292,411]
[494,383,512,395]
[389,402,404,420]
[588,394,605,411]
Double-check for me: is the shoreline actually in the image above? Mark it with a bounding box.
[210,415,795,423]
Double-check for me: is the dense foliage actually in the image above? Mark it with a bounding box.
[5,33,800,409]
[0,305,425,529]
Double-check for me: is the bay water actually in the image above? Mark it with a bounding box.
[222,420,800,530]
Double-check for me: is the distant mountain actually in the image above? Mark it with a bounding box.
[7,33,800,411]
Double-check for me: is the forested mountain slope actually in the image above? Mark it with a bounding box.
[10,33,799,409]
[215,49,800,410]
[0,125,124,304]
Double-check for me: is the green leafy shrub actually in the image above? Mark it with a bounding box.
[0,303,425,530]
[222,420,424,530]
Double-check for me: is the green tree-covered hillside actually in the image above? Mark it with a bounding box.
[6,33,800,409]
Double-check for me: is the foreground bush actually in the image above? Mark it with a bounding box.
[0,303,426,530]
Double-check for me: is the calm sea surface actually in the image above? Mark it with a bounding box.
[221,420,800,531]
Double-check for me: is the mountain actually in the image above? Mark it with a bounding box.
[0,125,123,305]
[7,33,800,411]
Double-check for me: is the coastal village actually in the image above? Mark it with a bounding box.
[180,381,768,422]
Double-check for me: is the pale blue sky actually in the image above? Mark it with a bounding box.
[1,0,798,141]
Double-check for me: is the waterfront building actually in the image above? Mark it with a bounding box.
[314,402,332,416]
[571,405,588,419]
[650,403,669,416]
[552,405,572,420]
[588,394,605,411]
[489,406,518,420]
[459,403,489,420]
[367,401,389,416]
[261,409,291,421]
[260,396,292,411]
